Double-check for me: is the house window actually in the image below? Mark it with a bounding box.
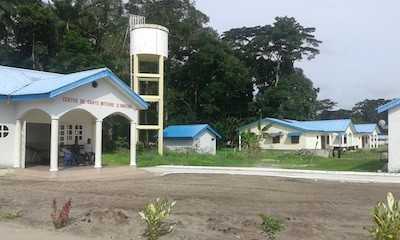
[0,125,9,138]
[326,136,330,145]
[60,124,84,144]
[291,136,300,144]
[343,136,347,144]
[272,136,281,144]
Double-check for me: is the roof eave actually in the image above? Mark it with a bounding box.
[3,68,149,110]
[377,99,400,113]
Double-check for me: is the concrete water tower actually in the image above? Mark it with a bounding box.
[129,15,168,155]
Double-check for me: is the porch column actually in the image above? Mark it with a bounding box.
[95,120,102,169]
[13,119,21,168]
[130,121,137,167]
[50,118,59,172]
[238,133,242,151]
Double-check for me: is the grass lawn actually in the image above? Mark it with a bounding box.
[103,148,387,172]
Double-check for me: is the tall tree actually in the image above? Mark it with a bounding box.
[352,99,390,124]
[255,69,319,120]
[168,31,253,137]
[318,109,353,120]
[315,99,337,119]
[222,17,321,89]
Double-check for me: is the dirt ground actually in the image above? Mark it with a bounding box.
[0,170,399,240]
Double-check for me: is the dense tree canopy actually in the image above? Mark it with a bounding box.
[222,17,322,89]
[255,69,319,120]
[3,0,379,146]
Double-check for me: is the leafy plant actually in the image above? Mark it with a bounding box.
[51,198,72,229]
[139,198,176,240]
[370,192,400,239]
[241,131,260,152]
[259,214,285,240]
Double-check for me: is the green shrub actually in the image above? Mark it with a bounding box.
[370,192,400,239]
[259,214,285,240]
[139,198,176,240]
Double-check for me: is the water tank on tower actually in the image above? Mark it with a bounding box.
[129,15,168,155]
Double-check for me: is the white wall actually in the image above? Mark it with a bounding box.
[164,139,194,152]
[59,110,95,146]
[241,122,321,150]
[164,130,217,155]
[0,103,16,167]
[239,121,361,151]
[195,131,217,155]
[388,107,400,172]
[0,77,141,169]
[15,78,140,121]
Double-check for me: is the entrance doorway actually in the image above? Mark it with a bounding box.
[321,135,327,149]
[25,123,51,167]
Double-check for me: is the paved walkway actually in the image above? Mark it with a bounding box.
[144,166,400,184]
[6,166,153,182]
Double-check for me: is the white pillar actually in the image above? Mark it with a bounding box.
[238,133,242,151]
[50,118,59,172]
[14,119,21,168]
[130,121,137,167]
[95,120,102,169]
[20,121,26,169]
[158,55,164,155]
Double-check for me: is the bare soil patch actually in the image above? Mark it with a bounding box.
[0,171,399,239]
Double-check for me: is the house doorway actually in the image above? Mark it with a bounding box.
[321,135,327,149]
[25,123,51,167]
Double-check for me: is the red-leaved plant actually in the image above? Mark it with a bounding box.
[51,198,72,229]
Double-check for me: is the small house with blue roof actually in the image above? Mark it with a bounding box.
[163,124,221,155]
[354,124,380,149]
[377,99,400,172]
[0,65,148,171]
[238,117,363,151]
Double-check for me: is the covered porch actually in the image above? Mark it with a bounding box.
[14,106,138,172]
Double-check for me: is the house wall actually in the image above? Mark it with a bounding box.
[164,130,217,155]
[164,139,194,152]
[0,78,142,168]
[239,121,362,151]
[194,131,217,155]
[241,122,322,150]
[388,107,400,172]
[15,78,139,121]
[0,103,16,167]
[354,129,379,149]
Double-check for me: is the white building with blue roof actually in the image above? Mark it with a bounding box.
[163,124,221,155]
[378,99,400,172]
[0,65,148,171]
[353,124,380,149]
[238,117,376,151]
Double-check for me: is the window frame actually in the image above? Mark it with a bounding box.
[291,136,300,144]
[0,124,10,138]
[272,136,281,144]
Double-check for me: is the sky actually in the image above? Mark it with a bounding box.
[195,0,400,109]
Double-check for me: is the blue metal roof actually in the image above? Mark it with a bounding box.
[354,124,379,134]
[267,118,352,132]
[164,124,222,139]
[239,117,353,133]
[0,65,148,109]
[377,98,400,113]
